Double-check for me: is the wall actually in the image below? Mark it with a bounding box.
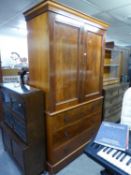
[0,35,28,68]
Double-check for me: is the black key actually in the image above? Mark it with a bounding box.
[120,154,126,162]
[126,158,131,166]
[103,147,108,152]
[107,148,113,154]
[112,150,119,157]
[116,152,123,159]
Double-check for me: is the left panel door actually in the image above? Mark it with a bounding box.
[49,13,83,111]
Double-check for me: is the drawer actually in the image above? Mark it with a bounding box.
[49,122,100,163]
[104,96,123,108]
[1,89,12,108]
[4,111,14,129]
[48,99,102,131]
[118,86,128,95]
[104,106,121,119]
[13,118,27,142]
[3,106,27,142]
[104,88,119,99]
[52,112,102,148]
[104,112,120,122]
[10,93,25,119]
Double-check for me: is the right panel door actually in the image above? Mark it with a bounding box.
[83,29,104,100]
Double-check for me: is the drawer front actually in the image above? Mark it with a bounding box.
[1,89,12,108]
[50,121,100,163]
[104,103,121,117]
[1,88,26,119]
[4,109,14,128]
[13,118,27,142]
[118,85,128,95]
[49,99,102,132]
[10,93,25,119]
[104,96,123,109]
[3,109,27,142]
[104,112,121,122]
[3,106,27,142]
[104,88,119,99]
[53,112,101,148]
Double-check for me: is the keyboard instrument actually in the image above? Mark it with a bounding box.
[97,146,131,175]
[84,137,131,175]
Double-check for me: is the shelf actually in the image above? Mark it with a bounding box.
[103,48,122,86]
[104,64,119,67]
[103,77,119,86]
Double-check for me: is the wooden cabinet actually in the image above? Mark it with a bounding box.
[24,0,108,173]
[0,83,45,175]
[103,83,129,122]
[103,48,122,86]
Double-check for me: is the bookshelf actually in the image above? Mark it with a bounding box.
[103,48,122,86]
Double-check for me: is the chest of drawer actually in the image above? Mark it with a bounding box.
[48,99,102,132]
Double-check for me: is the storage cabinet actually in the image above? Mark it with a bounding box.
[103,83,129,122]
[0,83,45,175]
[103,48,122,86]
[24,0,108,173]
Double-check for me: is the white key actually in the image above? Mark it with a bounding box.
[97,148,131,175]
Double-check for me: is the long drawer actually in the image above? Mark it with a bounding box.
[49,120,101,163]
[53,112,101,148]
[47,99,102,132]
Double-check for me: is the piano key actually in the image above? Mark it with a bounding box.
[112,150,119,157]
[117,152,125,160]
[97,148,131,175]
[115,151,123,159]
[126,158,131,166]
[107,148,113,154]
[122,155,130,165]
[103,147,109,152]
[120,154,126,162]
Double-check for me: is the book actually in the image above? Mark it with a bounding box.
[94,121,129,151]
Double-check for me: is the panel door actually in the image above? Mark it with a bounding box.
[82,28,104,100]
[49,13,83,111]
